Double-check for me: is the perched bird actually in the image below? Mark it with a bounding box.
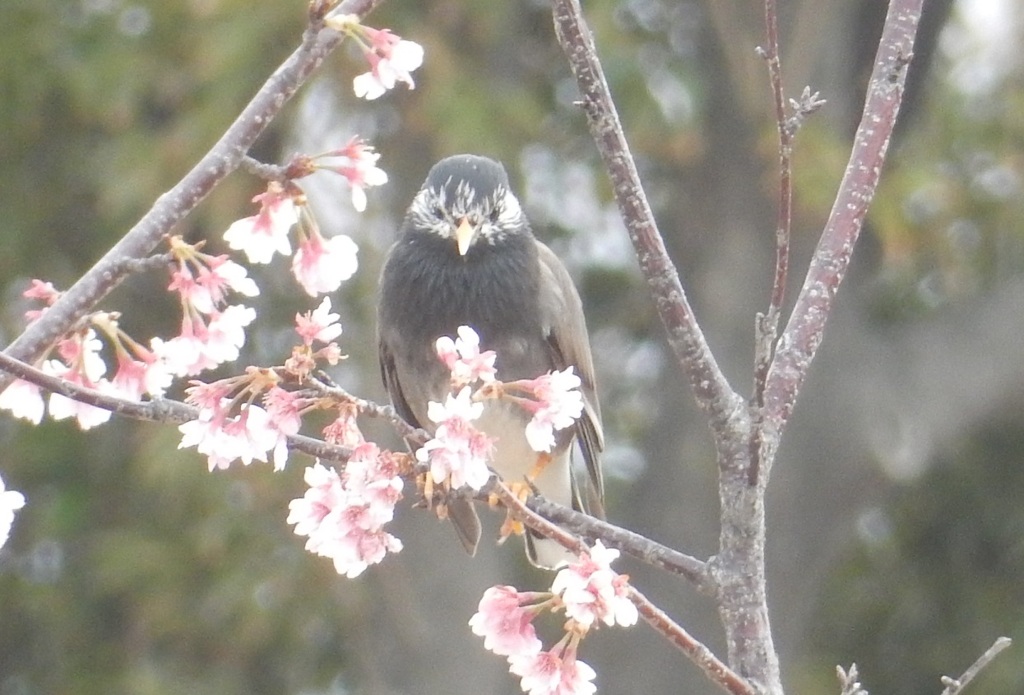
[377,154,604,568]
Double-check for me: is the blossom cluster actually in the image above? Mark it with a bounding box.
[469,542,638,695]
[286,442,404,578]
[223,181,362,295]
[0,282,175,430]
[178,297,345,471]
[154,237,260,378]
[414,326,586,497]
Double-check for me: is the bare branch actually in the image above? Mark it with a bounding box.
[628,587,756,695]
[550,0,743,431]
[763,0,924,438]
[749,0,794,487]
[939,637,1012,695]
[0,0,386,389]
[525,495,712,590]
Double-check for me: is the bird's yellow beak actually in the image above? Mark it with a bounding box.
[455,217,475,256]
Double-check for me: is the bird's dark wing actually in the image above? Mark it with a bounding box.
[378,338,421,431]
[534,241,605,518]
[378,336,483,554]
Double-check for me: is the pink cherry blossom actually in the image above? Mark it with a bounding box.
[514,368,585,453]
[295,297,343,346]
[316,137,388,212]
[325,16,424,100]
[45,331,114,430]
[551,541,637,629]
[0,378,45,425]
[223,184,298,264]
[188,255,259,313]
[110,352,172,400]
[178,401,280,472]
[352,36,424,100]
[508,644,597,695]
[153,304,256,378]
[415,388,493,491]
[292,231,359,296]
[0,473,26,550]
[45,372,113,430]
[435,325,497,387]
[205,304,257,363]
[469,585,544,657]
[287,443,404,578]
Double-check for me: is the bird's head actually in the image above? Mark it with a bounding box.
[406,154,528,256]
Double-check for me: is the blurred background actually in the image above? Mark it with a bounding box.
[1,0,1023,693]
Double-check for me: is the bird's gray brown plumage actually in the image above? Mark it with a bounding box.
[377,154,603,568]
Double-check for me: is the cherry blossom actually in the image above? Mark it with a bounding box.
[295,297,343,346]
[469,585,544,658]
[551,541,637,630]
[292,230,359,296]
[110,351,172,401]
[513,368,585,453]
[263,387,303,470]
[508,643,597,695]
[45,331,113,430]
[223,183,298,263]
[325,16,424,100]
[153,304,256,378]
[170,256,258,315]
[287,443,404,578]
[178,401,280,472]
[415,388,493,491]
[0,473,26,550]
[435,325,497,387]
[0,379,45,425]
[315,137,388,212]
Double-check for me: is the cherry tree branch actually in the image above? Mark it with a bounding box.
[550,0,743,431]
[493,482,751,695]
[748,0,793,486]
[0,349,710,585]
[763,0,923,440]
[526,495,712,589]
[628,587,756,695]
[0,0,385,390]
[939,637,1012,695]
[0,351,353,464]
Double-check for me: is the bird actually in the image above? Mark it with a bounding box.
[377,154,604,568]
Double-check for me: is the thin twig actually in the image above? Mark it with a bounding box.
[749,0,793,487]
[526,495,712,590]
[550,0,743,432]
[308,374,426,443]
[939,637,1012,695]
[0,0,386,390]
[763,0,924,438]
[628,587,756,695]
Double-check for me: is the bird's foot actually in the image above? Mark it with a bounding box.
[526,452,553,484]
